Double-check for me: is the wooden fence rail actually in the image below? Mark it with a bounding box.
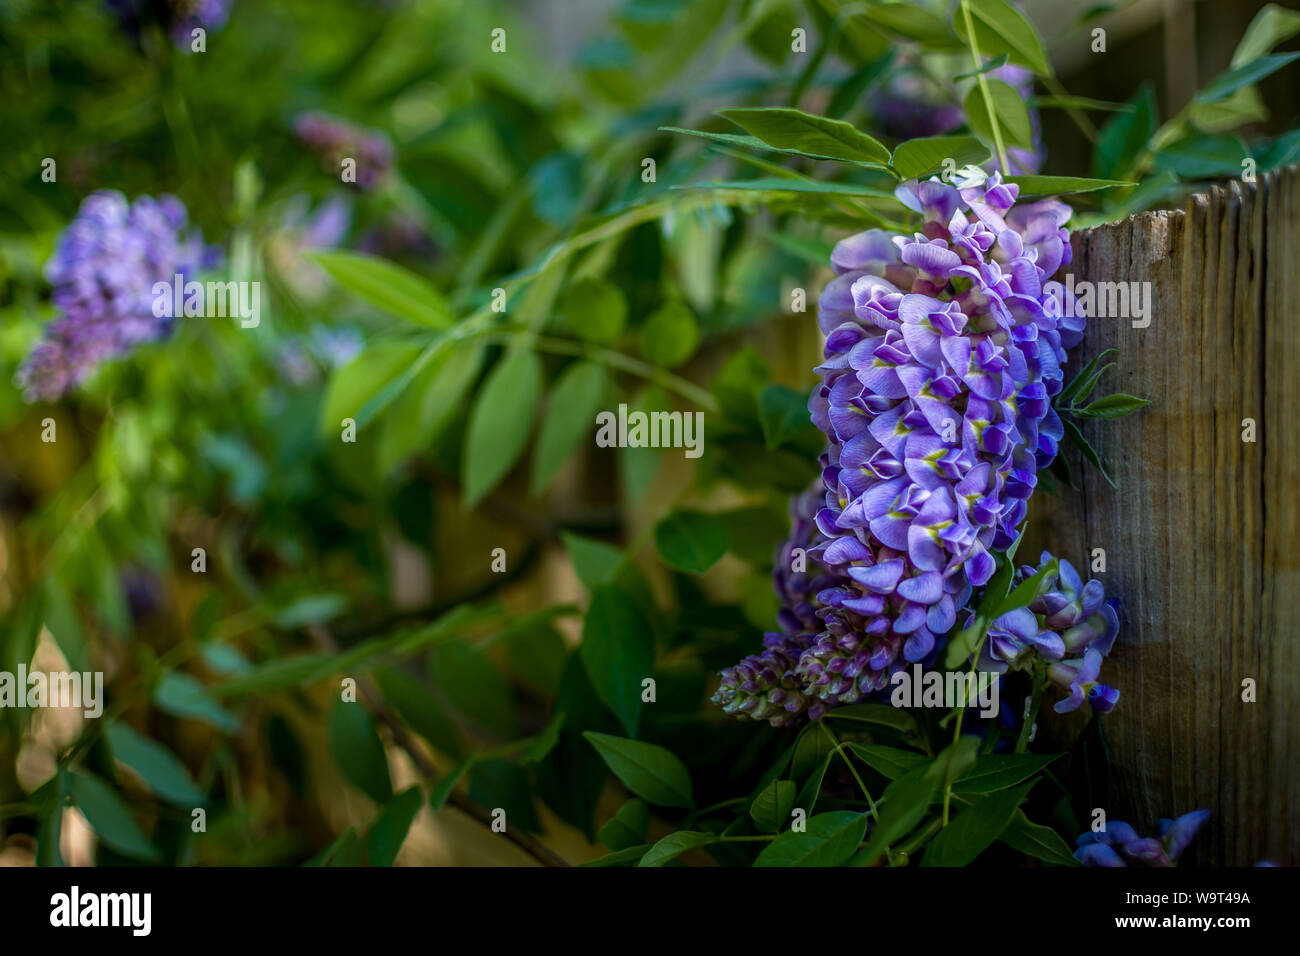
[1029,164,1299,866]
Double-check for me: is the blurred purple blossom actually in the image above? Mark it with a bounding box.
[16,190,216,402]
[1076,810,1211,866]
[293,112,394,191]
[104,0,233,50]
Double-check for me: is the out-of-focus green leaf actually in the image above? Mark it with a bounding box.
[68,771,160,862]
[307,249,453,329]
[107,721,205,807]
[462,348,544,507]
[653,510,729,574]
[329,699,393,804]
[598,798,651,851]
[580,585,655,734]
[532,361,607,493]
[367,786,423,867]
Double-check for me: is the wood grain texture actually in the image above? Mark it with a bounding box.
[1026,165,1299,865]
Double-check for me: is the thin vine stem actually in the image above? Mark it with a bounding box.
[960,0,1011,173]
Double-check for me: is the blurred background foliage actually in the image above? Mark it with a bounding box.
[0,0,1296,866]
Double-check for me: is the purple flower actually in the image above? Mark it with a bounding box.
[104,0,233,50]
[866,69,965,141]
[1076,810,1211,866]
[718,174,1087,723]
[293,112,394,191]
[16,191,215,402]
[976,552,1120,714]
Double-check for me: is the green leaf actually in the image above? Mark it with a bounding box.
[1232,4,1300,66]
[1032,94,1136,113]
[367,786,423,867]
[965,79,1035,151]
[1057,348,1118,407]
[580,585,655,734]
[379,342,485,473]
[750,779,797,833]
[712,346,771,422]
[755,810,868,866]
[866,2,956,43]
[1006,175,1136,197]
[307,250,453,329]
[1094,85,1155,180]
[822,701,919,735]
[953,53,1009,81]
[153,672,239,733]
[1061,418,1115,487]
[662,126,863,164]
[892,136,990,179]
[860,765,940,865]
[429,754,476,811]
[273,593,347,629]
[580,844,651,866]
[847,744,928,781]
[562,532,625,590]
[921,781,1034,866]
[431,639,514,738]
[953,0,1053,76]
[1153,135,1249,178]
[1076,393,1151,420]
[373,667,462,759]
[638,830,717,866]
[462,349,544,507]
[519,716,565,768]
[953,753,1062,793]
[561,276,628,345]
[1000,809,1082,865]
[532,361,608,494]
[653,510,729,574]
[1197,52,1300,104]
[598,798,651,851]
[791,721,837,783]
[320,340,424,437]
[638,300,700,368]
[758,384,816,449]
[794,753,833,816]
[1258,130,1300,172]
[583,732,694,807]
[306,826,361,867]
[329,699,393,804]
[681,178,895,199]
[67,771,160,862]
[994,557,1058,618]
[855,737,978,864]
[717,107,892,165]
[106,722,205,807]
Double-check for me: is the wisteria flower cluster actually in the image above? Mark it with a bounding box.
[1075,810,1211,866]
[978,553,1120,713]
[16,190,215,403]
[293,111,394,191]
[715,172,1085,724]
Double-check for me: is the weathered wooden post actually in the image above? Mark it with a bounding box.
[1029,165,1300,866]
